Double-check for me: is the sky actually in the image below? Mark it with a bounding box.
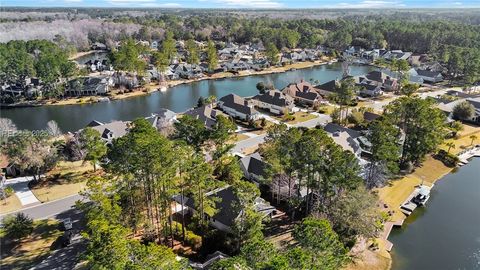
[2,0,480,9]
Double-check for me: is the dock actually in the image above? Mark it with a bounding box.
[382,219,404,252]
[400,184,433,216]
[457,146,480,166]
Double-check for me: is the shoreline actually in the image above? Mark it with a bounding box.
[348,125,480,270]
[1,58,335,109]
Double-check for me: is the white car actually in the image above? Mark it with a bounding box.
[62,218,73,231]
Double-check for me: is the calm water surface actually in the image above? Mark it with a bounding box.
[390,158,480,270]
[1,63,373,131]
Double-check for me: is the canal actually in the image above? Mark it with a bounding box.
[0,63,373,132]
[390,158,480,270]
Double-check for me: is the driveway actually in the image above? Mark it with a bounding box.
[4,176,40,206]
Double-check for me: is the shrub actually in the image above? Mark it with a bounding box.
[436,149,459,167]
[186,231,202,250]
[3,186,14,198]
[2,213,34,241]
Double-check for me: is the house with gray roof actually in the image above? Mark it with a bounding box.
[172,185,276,233]
[184,104,226,129]
[218,94,260,121]
[239,153,267,184]
[89,120,129,144]
[408,68,444,83]
[65,76,113,96]
[252,90,294,115]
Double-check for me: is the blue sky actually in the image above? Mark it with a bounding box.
[3,0,480,8]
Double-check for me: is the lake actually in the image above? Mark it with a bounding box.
[390,158,480,270]
[0,63,373,132]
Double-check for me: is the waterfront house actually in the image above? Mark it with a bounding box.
[281,80,324,107]
[218,94,260,121]
[184,104,226,129]
[145,108,177,135]
[172,185,276,233]
[316,79,341,97]
[239,152,267,184]
[65,76,113,96]
[252,90,295,115]
[87,120,129,144]
[171,63,204,79]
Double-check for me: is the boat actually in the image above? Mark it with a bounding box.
[412,185,431,206]
[159,86,168,92]
[97,97,110,102]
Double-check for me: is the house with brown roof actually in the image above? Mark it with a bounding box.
[252,90,294,115]
[218,94,260,121]
[281,80,324,107]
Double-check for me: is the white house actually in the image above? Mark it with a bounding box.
[239,153,267,184]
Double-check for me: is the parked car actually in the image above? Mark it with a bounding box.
[62,230,74,247]
[62,218,73,231]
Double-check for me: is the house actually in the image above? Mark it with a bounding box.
[408,68,444,83]
[363,111,382,123]
[184,104,225,129]
[344,46,364,57]
[358,83,384,97]
[171,63,204,79]
[88,120,129,144]
[323,123,362,155]
[440,97,480,125]
[91,42,107,51]
[189,251,230,270]
[281,80,324,106]
[65,76,113,96]
[239,153,267,184]
[151,40,159,50]
[218,94,260,121]
[145,108,177,133]
[172,185,276,233]
[316,79,341,97]
[362,71,398,92]
[252,90,295,115]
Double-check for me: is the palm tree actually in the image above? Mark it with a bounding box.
[470,135,478,146]
[446,142,455,153]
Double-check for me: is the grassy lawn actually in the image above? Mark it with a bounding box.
[249,120,276,135]
[229,133,250,143]
[0,195,23,215]
[31,161,97,202]
[439,124,480,155]
[376,124,480,222]
[276,111,317,124]
[0,219,62,270]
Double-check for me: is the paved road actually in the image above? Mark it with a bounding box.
[0,194,83,220]
[31,207,87,270]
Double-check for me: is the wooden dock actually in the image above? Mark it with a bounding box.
[382,219,404,252]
